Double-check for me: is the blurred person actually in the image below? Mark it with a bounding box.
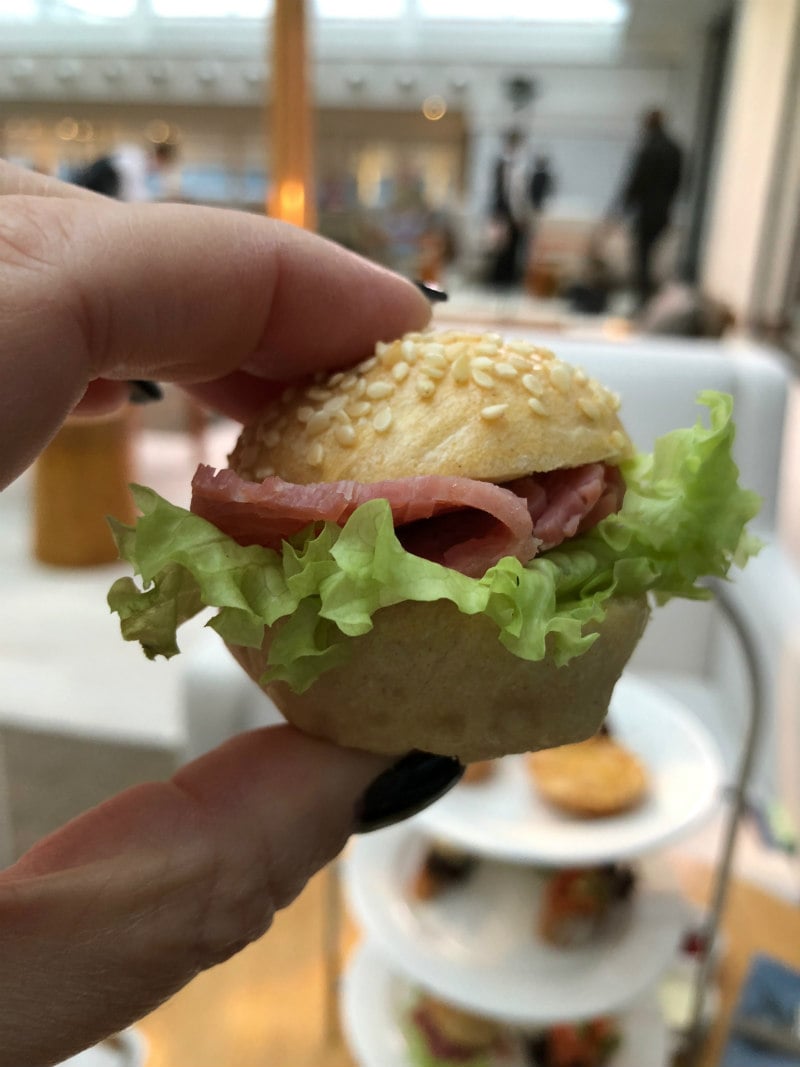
[0,157,463,1065]
[73,140,181,202]
[613,109,683,311]
[486,128,534,288]
[530,154,556,215]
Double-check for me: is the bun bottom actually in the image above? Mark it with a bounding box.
[228,595,649,763]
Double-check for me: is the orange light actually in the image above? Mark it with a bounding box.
[273,178,306,227]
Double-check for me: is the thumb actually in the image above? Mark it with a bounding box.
[0,726,386,1066]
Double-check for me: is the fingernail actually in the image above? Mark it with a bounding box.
[354,751,464,833]
[414,280,449,303]
[128,380,164,404]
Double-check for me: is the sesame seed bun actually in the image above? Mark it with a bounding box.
[222,330,645,761]
[228,595,650,762]
[230,330,632,485]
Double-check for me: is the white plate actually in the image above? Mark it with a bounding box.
[345,826,689,1025]
[417,674,724,865]
[56,1030,147,1067]
[342,941,670,1067]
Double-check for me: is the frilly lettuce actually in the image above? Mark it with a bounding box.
[107,391,761,693]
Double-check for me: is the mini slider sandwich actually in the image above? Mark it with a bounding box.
[109,330,759,761]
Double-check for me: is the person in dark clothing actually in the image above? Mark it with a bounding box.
[486,129,532,288]
[530,155,555,214]
[73,155,121,198]
[617,109,683,310]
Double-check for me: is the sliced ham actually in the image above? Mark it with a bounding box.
[190,461,625,578]
[506,462,625,551]
[190,466,537,578]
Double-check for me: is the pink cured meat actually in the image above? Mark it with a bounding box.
[191,465,537,578]
[190,461,625,578]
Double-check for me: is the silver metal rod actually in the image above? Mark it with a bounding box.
[683,577,766,1062]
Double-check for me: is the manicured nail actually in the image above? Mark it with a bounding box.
[354,751,464,833]
[128,380,164,404]
[414,280,449,303]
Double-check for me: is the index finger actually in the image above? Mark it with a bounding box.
[0,186,430,486]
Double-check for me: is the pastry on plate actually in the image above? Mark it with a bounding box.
[537,864,637,948]
[526,734,648,817]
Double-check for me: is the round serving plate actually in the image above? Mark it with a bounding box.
[345,824,689,1026]
[416,673,724,866]
[341,940,670,1067]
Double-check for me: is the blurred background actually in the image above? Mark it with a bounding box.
[1,0,798,345]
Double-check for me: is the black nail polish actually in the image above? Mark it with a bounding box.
[354,751,464,834]
[414,280,449,303]
[128,380,164,404]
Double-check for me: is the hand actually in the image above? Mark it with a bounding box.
[0,160,460,1066]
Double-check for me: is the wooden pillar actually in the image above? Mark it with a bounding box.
[268,0,317,231]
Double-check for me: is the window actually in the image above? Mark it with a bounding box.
[418,0,627,22]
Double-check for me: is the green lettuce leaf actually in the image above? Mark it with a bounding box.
[107,391,760,693]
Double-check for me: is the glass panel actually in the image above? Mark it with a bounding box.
[0,0,38,18]
[54,0,137,16]
[419,0,626,21]
[315,0,405,17]
[151,0,271,16]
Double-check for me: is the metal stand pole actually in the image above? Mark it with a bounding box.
[682,577,766,1064]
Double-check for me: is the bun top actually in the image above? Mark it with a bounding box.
[230,330,632,484]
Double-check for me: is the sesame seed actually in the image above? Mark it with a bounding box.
[333,409,351,425]
[264,428,281,448]
[452,352,472,383]
[471,368,495,389]
[578,397,602,421]
[421,363,446,379]
[353,378,367,398]
[422,343,446,364]
[609,430,627,450]
[323,395,348,415]
[357,356,377,374]
[475,342,499,357]
[306,411,332,436]
[471,355,494,371]
[416,378,436,398]
[573,369,587,385]
[366,380,394,400]
[335,423,357,448]
[508,341,536,356]
[380,343,403,368]
[392,361,410,382]
[375,341,388,357]
[254,464,275,479]
[307,386,332,403]
[340,374,358,391]
[401,340,418,362]
[522,373,544,397]
[373,407,393,433]
[296,406,315,424]
[308,442,325,466]
[348,400,372,418]
[528,397,548,415]
[494,362,518,379]
[549,363,572,393]
[329,372,345,387]
[610,391,622,411]
[480,403,508,421]
[509,354,533,372]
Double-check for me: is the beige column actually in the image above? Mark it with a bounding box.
[701,0,800,325]
[268,0,317,231]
